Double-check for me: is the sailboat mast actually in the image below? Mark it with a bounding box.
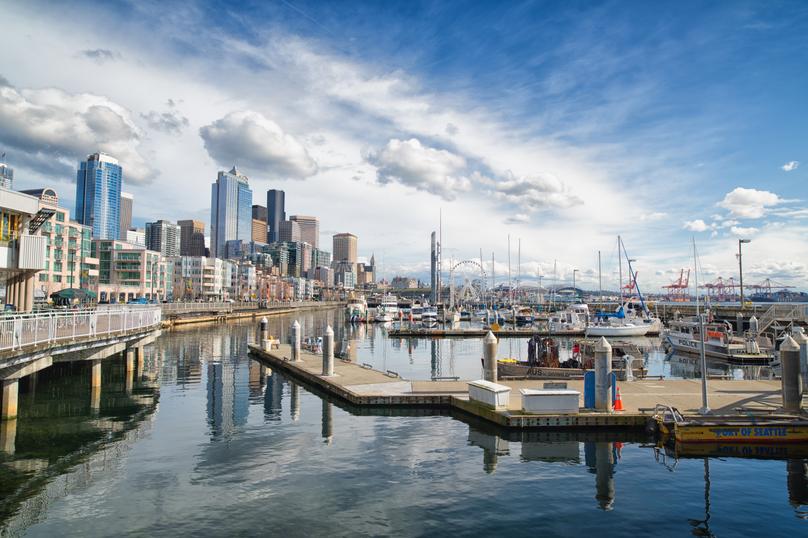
[507,235,512,304]
[618,235,624,306]
[517,238,521,301]
[598,250,602,303]
[693,236,710,414]
[491,252,495,307]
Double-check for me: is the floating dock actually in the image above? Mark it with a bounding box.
[248,343,798,430]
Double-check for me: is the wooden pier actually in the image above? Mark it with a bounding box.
[248,343,795,430]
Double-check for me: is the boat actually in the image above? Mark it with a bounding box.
[411,304,424,321]
[380,294,399,318]
[665,317,773,364]
[374,305,394,323]
[421,307,438,326]
[515,306,535,325]
[459,310,472,321]
[586,317,649,337]
[547,304,589,334]
[344,296,367,323]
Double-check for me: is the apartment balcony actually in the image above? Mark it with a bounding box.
[0,235,47,272]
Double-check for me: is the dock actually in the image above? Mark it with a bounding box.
[388,327,585,338]
[248,342,795,430]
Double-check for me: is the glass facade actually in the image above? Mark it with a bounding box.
[75,153,122,240]
[210,167,253,258]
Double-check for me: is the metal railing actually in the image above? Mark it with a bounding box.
[0,306,162,352]
[160,300,342,315]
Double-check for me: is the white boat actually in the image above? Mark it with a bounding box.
[380,294,398,318]
[422,307,438,326]
[548,304,589,334]
[345,296,367,323]
[374,306,393,323]
[586,321,649,337]
[411,305,424,320]
[665,317,773,364]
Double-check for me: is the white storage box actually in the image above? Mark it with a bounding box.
[468,380,511,410]
[520,388,580,415]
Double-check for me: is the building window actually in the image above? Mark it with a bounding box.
[56,211,65,222]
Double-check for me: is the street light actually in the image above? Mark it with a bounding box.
[738,239,751,307]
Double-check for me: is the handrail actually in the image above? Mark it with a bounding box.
[0,306,162,353]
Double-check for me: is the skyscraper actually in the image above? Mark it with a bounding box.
[119,192,133,239]
[75,152,122,239]
[266,189,285,243]
[210,166,252,258]
[178,219,206,256]
[278,220,301,243]
[251,204,268,222]
[290,215,319,248]
[333,233,358,263]
[0,158,13,189]
[145,220,181,257]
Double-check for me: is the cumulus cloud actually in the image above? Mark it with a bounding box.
[365,138,470,200]
[717,187,782,219]
[141,109,189,135]
[729,225,758,236]
[505,213,530,225]
[683,219,709,232]
[0,82,152,183]
[781,161,799,172]
[491,172,582,212]
[79,49,119,63]
[199,110,317,179]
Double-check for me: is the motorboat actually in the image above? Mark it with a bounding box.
[380,294,399,318]
[411,304,424,321]
[345,296,367,323]
[547,304,589,334]
[515,306,535,325]
[665,317,773,364]
[374,305,394,323]
[421,307,438,326]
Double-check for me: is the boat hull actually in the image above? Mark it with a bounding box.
[674,422,808,444]
[586,324,649,337]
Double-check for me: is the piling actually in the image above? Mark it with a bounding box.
[321,399,333,444]
[793,329,808,397]
[749,315,759,334]
[624,355,634,382]
[595,441,615,511]
[736,312,744,333]
[483,331,498,383]
[781,336,803,413]
[291,320,301,362]
[595,337,612,412]
[322,325,334,376]
[260,317,269,351]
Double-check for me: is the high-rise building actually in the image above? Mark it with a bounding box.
[210,166,252,259]
[290,215,319,248]
[251,218,266,243]
[178,219,206,256]
[278,220,301,243]
[75,152,122,239]
[333,233,358,264]
[119,192,133,239]
[266,189,285,243]
[0,158,13,189]
[251,204,268,222]
[145,219,181,257]
[126,228,145,247]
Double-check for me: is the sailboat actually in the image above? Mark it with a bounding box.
[586,236,650,337]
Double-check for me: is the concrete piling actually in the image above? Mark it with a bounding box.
[322,325,334,376]
[321,399,333,444]
[793,329,808,397]
[260,317,269,351]
[1,379,19,420]
[780,336,803,413]
[595,337,613,412]
[0,418,16,454]
[595,441,615,511]
[291,320,301,362]
[290,381,301,421]
[736,312,744,333]
[749,315,759,334]
[483,331,498,383]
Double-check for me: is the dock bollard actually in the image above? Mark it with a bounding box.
[322,325,334,376]
[624,355,634,382]
[595,337,613,412]
[793,328,808,397]
[260,317,269,351]
[483,331,498,383]
[780,336,803,413]
[291,320,302,362]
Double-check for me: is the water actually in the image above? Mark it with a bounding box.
[1,308,805,536]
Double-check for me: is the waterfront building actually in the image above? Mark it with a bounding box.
[92,239,171,302]
[266,189,285,243]
[278,220,301,243]
[126,228,145,247]
[333,260,356,290]
[265,243,289,276]
[22,188,100,299]
[178,219,206,256]
[75,152,122,240]
[312,266,334,288]
[290,215,319,248]
[332,232,358,264]
[210,166,252,259]
[0,187,48,310]
[119,192,133,240]
[0,159,13,189]
[145,220,181,257]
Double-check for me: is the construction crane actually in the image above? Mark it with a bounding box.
[700,276,738,302]
[662,269,690,302]
[746,278,795,299]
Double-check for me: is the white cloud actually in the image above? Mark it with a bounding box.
[491,172,582,213]
[781,161,799,172]
[0,81,152,183]
[639,212,667,221]
[365,138,470,200]
[683,219,709,232]
[504,213,530,225]
[717,187,782,219]
[199,110,317,179]
[729,225,758,236]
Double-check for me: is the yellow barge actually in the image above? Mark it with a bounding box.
[651,405,808,444]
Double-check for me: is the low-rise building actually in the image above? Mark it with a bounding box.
[93,239,171,303]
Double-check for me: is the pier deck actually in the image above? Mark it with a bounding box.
[248,343,793,430]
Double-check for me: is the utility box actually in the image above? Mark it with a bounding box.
[520,389,580,414]
[468,380,511,410]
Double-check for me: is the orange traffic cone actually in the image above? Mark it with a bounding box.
[614,386,625,411]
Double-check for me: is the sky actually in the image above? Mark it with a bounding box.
[1,0,807,292]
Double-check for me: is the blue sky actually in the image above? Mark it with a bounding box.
[1,0,806,288]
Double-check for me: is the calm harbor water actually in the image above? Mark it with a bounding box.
[1,308,805,536]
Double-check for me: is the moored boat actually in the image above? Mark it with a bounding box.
[665,317,773,364]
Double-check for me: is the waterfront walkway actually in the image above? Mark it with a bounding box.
[248,343,790,430]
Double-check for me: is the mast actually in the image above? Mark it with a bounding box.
[598,250,602,303]
[438,208,442,303]
[491,252,495,307]
[480,248,484,307]
[552,259,557,308]
[693,237,710,414]
[517,238,521,302]
[618,235,624,308]
[507,235,512,305]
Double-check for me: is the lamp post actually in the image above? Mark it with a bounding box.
[738,239,751,307]
[572,269,579,300]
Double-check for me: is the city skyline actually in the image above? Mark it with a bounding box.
[1,1,807,290]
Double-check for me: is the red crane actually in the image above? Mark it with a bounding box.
[662,269,690,301]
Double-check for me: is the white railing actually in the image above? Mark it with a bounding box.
[160,300,341,315]
[0,306,162,352]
